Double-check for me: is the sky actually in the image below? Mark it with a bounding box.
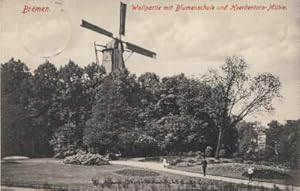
[0,0,299,126]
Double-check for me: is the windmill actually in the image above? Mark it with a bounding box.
[80,2,157,73]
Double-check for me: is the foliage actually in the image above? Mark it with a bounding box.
[115,169,160,177]
[236,121,258,159]
[92,176,274,191]
[83,70,141,155]
[49,61,106,157]
[1,58,34,157]
[156,115,213,154]
[83,71,216,157]
[242,169,292,180]
[171,160,294,185]
[205,146,213,157]
[265,120,299,167]
[63,151,109,165]
[203,56,281,158]
[49,122,82,158]
[28,61,60,156]
[1,57,286,160]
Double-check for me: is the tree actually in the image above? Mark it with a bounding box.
[83,70,141,155]
[155,114,212,154]
[83,62,107,112]
[236,121,258,158]
[203,56,281,158]
[138,73,217,155]
[29,61,60,156]
[266,120,299,166]
[50,60,86,157]
[1,58,33,157]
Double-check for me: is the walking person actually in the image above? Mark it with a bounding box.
[162,158,169,168]
[248,166,254,183]
[201,156,208,176]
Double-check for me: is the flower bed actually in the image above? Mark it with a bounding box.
[242,169,293,180]
[91,177,275,191]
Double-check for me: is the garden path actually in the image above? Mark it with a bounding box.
[110,160,300,191]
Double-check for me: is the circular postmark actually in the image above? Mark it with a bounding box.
[18,0,72,58]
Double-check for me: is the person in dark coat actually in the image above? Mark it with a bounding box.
[201,156,208,176]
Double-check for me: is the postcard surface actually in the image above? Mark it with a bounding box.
[1,0,299,190]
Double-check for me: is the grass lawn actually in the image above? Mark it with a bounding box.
[1,158,184,189]
[135,156,298,186]
[170,163,298,186]
[1,158,295,190]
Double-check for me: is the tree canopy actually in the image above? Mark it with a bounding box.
[1,56,288,162]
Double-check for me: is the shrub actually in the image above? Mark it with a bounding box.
[105,152,121,160]
[184,151,198,156]
[63,151,109,165]
[205,146,213,157]
[144,156,161,161]
[242,169,292,180]
[195,151,203,156]
[208,159,220,164]
[219,149,226,158]
[169,159,184,166]
[232,157,243,163]
[175,162,194,167]
[50,123,82,159]
[134,135,160,157]
[115,169,160,177]
[221,159,231,163]
[186,158,197,163]
[92,177,275,191]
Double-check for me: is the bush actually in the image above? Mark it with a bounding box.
[175,162,194,167]
[144,156,161,161]
[50,123,82,159]
[219,149,226,158]
[186,158,197,163]
[208,159,220,164]
[205,146,213,157]
[105,152,121,160]
[221,159,231,163]
[242,169,292,180]
[92,176,275,191]
[170,159,184,166]
[133,135,160,157]
[63,151,109,166]
[53,148,78,159]
[232,157,243,163]
[115,169,160,177]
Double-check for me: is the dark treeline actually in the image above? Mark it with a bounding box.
[2,56,295,166]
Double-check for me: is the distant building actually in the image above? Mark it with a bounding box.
[257,132,266,150]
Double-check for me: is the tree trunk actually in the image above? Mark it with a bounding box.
[215,126,223,159]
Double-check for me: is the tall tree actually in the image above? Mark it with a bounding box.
[266,120,299,166]
[203,56,281,158]
[49,60,86,157]
[1,58,33,157]
[236,121,258,158]
[29,61,60,156]
[83,62,107,119]
[84,70,141,155]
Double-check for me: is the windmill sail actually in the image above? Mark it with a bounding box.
[125,42,156,58]
[80,2,156,74]
[119,2,127,36]
[81,19,113,38]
